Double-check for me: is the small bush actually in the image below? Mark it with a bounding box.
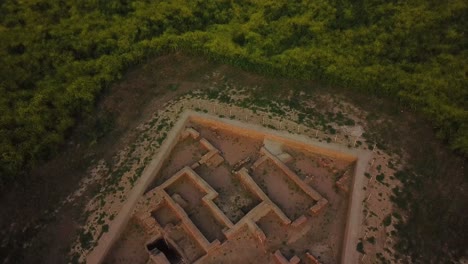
[376,173,385,182]
[383,215,392,227]
[356,241,365,254]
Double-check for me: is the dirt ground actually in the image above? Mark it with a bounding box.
[201,226,270,264]
[103,220,149,264]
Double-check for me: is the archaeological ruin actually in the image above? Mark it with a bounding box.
[88,111,371,264]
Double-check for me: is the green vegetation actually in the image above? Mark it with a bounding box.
[391,157,467,262]
[356,241,365,254]
[101,224,109,233]
[78,230,94,251]
[1,0,467,187]
[376,173,385,183]
[382,214,392,227]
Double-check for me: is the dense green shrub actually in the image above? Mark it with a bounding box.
[0,0,466,184]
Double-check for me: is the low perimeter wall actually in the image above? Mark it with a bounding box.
[86,110,371,264]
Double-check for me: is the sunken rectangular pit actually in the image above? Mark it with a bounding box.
[151,201,181,228]
[194,163,262,223]
[250,159,316,220]
[161,169,228,243]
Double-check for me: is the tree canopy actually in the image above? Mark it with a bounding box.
[0,0,466,184]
